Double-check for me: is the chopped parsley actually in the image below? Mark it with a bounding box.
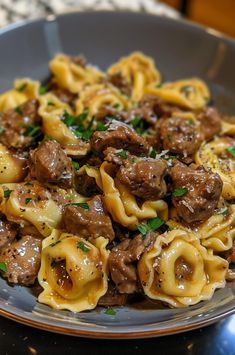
[3,189,13,198]
[65,202,89,210]
[130,116,146,135]
[25,197,32,205]
[149,149,157,159]
[49,240,61,247]
[162,153,178,161]
[77,241,90,252]
[117,150,128,159]
[216,206,229,216]
[17,83,27,92]
[0,262,7,273]
[39,86,47,95]
[137,217,165,237]
[104,307,116,316]
[15,106,23,116]
[0,127,5,135]
[48,101,55,106]
[23,124,41,138]
[173,187,188,197]
[63,111,75,127]
[226,146,235,158]
[131,157,138,164]
[72,161,80,170]
[96,122,107,131]
[155,83,162,88]
[113,102,120,109]
[50,259,57,268]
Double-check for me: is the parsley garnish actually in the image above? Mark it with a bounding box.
[173,187,188,197]
[65,202,89,210]
[96,122,107,131]
[105,307,116,316]
[48,101,55,106]
[15,106,23,116]
[63,111,75,127]
[137,217,165,237]
[131,157,138,164]
[4,189,13,198]
[39,86,47,95]
[77,241,90,252]
[51,259,57,268]
[118,150,128,158]
[23,124,41,138]
[149,149,157,159]
[0,127,5,135]
[130,116,146,135]
[155,83,162,88]
[162,153,178,161]
[49,240,61,247]
[72,161,80,170]
[216,206,229,216]
[113,103,120,109]
[226,146,235,158]
[25,197,32,205]
[0,262,7,273]
[17,83,27,92]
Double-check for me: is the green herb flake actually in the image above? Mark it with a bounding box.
[15,106,23,116]
[113,103,120,109]
[0,127,5,135]
[77,241,90,252]
[104,307,116,316]
[17,83,27,92]
[131,157,138,164]
[66,202,89,210]
[23,124,41,138]
[3,189,13,198]
[173,187,188,197]
[39,86,47,95]
[216,206,229,216]
[148,217,164,231]
[72,161,80,170]
[187,119,195,126]
[49,240,61,247]
[130,116,146,136]
[51,259,57,268]
[155,83,162,88]
[96,122,107,131]
[226,146,235,158]
[48,101,55,106]
[25,197,32,205]
[118,150,128,159]
[0,262,7,273]
[150,149,157,159]
[137,223,149,236]
[63,111,75,127]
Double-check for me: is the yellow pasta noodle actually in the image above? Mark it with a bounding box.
[107,52,160,101]
[0,144,26,183]
[145,78,209,110]
[195,137,235,199]
[99,162,168,229]
[50,53,104,94]
[38,230,109,312]
[138,229,228,307]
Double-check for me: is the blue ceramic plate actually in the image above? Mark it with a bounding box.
[0,11,235,338]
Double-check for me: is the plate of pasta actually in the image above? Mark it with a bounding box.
[0,11,235,338]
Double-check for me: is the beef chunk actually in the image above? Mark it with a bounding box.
[0,100,41,149]
[70,55,87,68]
[98,283,128,306]
[0,217,17,249]
[90,121,150,156]
[170,161,223,223]
[156,116,203,157]
[197,107,222,141]
[50,84,77,106]
[75,173,101,197]
[95,105,127,122]
[109,73,132,96]
[116,157,168,200]
[109,233,156,293]
[30,139,73,188]
[62,195,115,241]
[0,235,41,285]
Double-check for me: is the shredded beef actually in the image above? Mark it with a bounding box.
[109,233,156,293]
[0,217,17,249]
[197,107,222,141]
[0,235,41,285]
[91,121,150,156]
[29,139,73,188]
[109,73,132,97]
[0,100,41,149]
[62,195,115,241]
[98,283,128,306]
[170,161,223,223]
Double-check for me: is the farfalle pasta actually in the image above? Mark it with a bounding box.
[0,51,234,314]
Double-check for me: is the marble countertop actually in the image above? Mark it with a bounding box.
[0,0,179,28]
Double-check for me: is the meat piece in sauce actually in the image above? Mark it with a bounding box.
[29,139,73,188]
[90,120,150,156]
[156,116,203,157]
[109,73,132,97]
[62,195,115,241]
[197,107,222,141]
[170,161,223,223]
[50,84,77,106]
[0,100,41,149]
[109,233,156,293]
[0,216,17,249]
[95,105,127,122]
[0,235,42,285]
[106,149,168,199]
[98,283,128,306]
[70,55,87,67]
[75,173,101,197]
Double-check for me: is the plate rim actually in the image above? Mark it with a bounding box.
[0,10,235,338]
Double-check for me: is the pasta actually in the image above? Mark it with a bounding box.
[0,51,234,314]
